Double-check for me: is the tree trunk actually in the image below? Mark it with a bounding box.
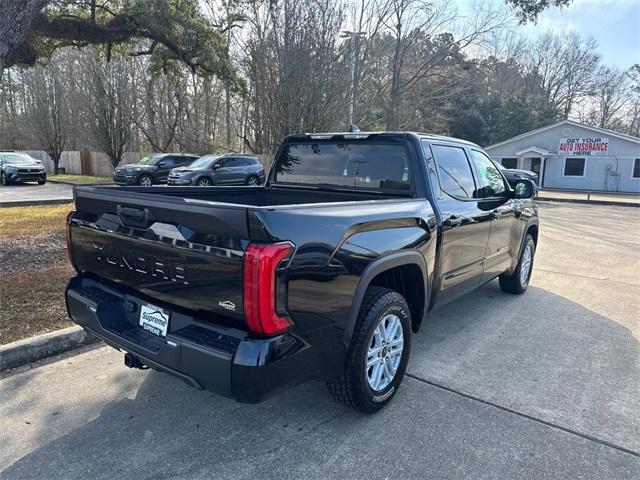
[0,0,50,79]
[49,151,61,175]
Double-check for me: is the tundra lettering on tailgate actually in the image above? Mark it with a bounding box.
[93,242,189,285]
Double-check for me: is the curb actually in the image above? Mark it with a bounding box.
[0,198,73,208]
[47,179,114,186]
[535,197,640,208]
[0,326,101,371]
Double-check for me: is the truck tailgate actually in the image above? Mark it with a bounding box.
[70,187,250,321]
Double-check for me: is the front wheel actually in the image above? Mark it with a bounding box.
[137,174,153,187]
[196,177,213,186]
[37,179,46,185]
[499,234,535,294]
[327,286,411,413]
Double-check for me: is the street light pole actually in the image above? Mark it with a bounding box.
[341,30,365,131]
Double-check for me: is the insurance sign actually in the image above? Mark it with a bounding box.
[559,137,609,156]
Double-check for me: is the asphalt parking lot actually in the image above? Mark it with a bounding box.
[0,182,73,206]
[1,202,639,479]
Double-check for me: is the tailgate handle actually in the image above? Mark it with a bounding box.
[117,205,154,228]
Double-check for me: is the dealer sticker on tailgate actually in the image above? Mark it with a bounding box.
[139,304,170,337]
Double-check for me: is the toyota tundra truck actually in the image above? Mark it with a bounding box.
[65,132,538,413]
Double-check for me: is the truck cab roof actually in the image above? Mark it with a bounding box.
[286,131,480,148]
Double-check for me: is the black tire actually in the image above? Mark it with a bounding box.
[37,180,46,185]
[327,286,411,413]
[196,176,213,186]
[246,175,260,186]
[1,172,9,186]
[499,234,535,294]
[137,174,153,186]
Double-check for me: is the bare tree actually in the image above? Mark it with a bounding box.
[586,66,630,129]
[84,56,135,167]
[379,0,509,129]
[22,61,68,173]
[131,59,183,152]
[526,32,600,119]
[243,0,347,153]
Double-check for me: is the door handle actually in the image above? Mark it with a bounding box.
[443,215,463,227]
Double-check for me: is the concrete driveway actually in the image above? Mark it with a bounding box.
[1,202,639,479]
[0,182,73,206]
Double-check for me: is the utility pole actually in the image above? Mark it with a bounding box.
[341,31,365,131]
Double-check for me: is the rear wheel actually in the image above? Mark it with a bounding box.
[246,175,260,186]
[499,234,535,294]
[138,174,153,187]
[327,286,411,413]
[1,172,9,186]
[197,176,212,186]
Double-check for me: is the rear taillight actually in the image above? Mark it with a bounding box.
[243,242,294,335]
[65,210,79,272]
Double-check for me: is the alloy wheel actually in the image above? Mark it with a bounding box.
[366,313,404,391]
[520,243,533,286]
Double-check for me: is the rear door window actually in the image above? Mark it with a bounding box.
[430,145,476,199]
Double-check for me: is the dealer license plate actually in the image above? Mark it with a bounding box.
[139,304,170,337]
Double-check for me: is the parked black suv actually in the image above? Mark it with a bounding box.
[498,164,539,187]
[168,154,265,186]
[113,153,199,186]
[0,151,47,185]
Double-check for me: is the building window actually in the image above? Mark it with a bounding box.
[564,157,586,177]
[501,158,518,169]
[633,159,640,179]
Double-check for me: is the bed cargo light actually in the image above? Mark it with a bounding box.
[243,242,294,335]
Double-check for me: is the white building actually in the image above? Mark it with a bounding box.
[485,120,640,194]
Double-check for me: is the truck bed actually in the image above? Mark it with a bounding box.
[77,184,408,208]
[69,184,428,328]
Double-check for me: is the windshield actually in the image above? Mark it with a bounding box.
[189,155,218,168]
[274,142,411,191]
[138,154,163,165]
[2,153,39,165]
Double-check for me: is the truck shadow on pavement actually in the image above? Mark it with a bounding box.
[2,283,639,479]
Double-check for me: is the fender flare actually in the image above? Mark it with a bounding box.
[342,250,429,346]
[513,218,539,272]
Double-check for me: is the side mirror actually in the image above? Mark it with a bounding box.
[512,178,536,199]
[157,161,167,168]
[212,163,220,170]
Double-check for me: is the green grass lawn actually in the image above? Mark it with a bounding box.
[0,203,75,344]
[48,174,112,184]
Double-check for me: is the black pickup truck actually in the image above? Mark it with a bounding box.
[65,132,538,413]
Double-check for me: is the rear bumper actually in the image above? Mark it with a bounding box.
[65,275,309,402]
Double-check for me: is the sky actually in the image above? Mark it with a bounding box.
[456,0,640,69]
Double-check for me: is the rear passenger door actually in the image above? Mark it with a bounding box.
[155,157,177,182]
[468,149,520,281]
[213,157,236,184]
[426,141,493,307]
